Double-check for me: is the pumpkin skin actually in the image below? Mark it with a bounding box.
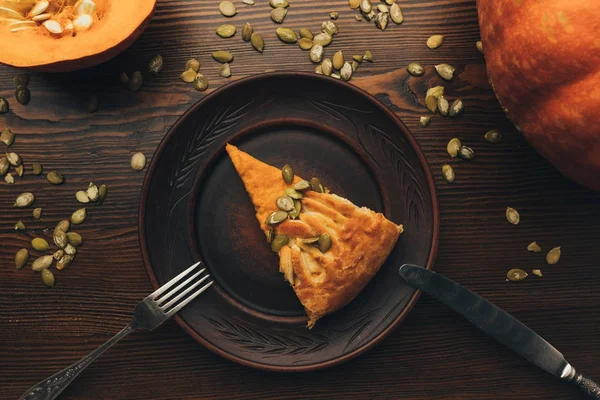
[0,0,156,72]
[477,0,600,191]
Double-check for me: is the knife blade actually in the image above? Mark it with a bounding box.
[399,264,600,399]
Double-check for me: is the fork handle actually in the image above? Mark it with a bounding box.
[19,323,135,400]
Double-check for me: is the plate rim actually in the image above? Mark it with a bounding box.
[138,72,440,372]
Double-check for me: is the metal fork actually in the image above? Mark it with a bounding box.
[19,262,213,400]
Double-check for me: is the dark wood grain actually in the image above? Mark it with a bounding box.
[1,0,599,399]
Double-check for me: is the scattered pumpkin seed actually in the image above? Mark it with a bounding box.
[352,60,359,72]
[531,269,542,277]
[484,130,502,143]
[310,177,324,193]
[427,35,444,49]
[219,1,237,17]
[310,44,324,63]
[41,269,55,287]
[390,3,403,24]
[505,207,520,225]
[322,20,338,36]
[53,249,64,261]
[507,268,528,282]
[321,58,333,76]
[375,11,389,30]
[340,61,353,81]
[33,207,42,219]
[527,241,542,253]
[271,235,289,252]
[32,237,51,251]
[270,0,288,7]
[87,95,98,113]
[15,248,28,269]
[32,163,42,175]
[315,65,323,74]
[185,59,200,72]
[458,145,475,160]
[251,32,265,52]
[363,10,376,21]
[425,86,444,113]
[242,23,253,41]
[76,190,90,203]
[217,63,231,78]
[213,50,234,63]
[435,63,455,81]
[128,71,143,92]
[363,50,373,62]
[46,171,63,185]
[180,68,197,83]
[6,151,21,166]
[448,99,464,117]
[282,164,294,183]
[216,24,236,38]
[0,97,8,113]
[56,254,73,270]
[67,232,83,246]
[276,27,298,43]
[298,37,313,50]
[437,96,450,116]
[377,4,389,12]
[354,14,362,21]
[131,152,146,171]
[71,208,87,225]
[87,182,99,201]
[270,7,287,23]
[419,116,431,127]
[359,0,372,13]
[14,164,23,177]
[302,237,320,244]
[546,247,561,264]
[285,187,303,199]
[120,72,129,83]
[318,233,332,252]
[313,32,332,46]
[64,244,77,256]
[243,0,255,4]
[330,11,338,19]
[15,219,25,230]
[97,184,107,205]
[5,173,14,184]
[300,28,314,39]
[332,50,344,70]
[53,228,68,249]
[349,0,360,9]
[407,63,424,77]
[56,220,70,233]
[15,85,30,105]
[293,180,311,191]
[442,164,455,183]
[277,195,295,211]
[266,210,289,225]
[0,157,8,175]
[14,192,34,208]
[447,138,461,158]
[148,55,164,75]
[476,40,483,54]
[32,255,53,272]
[0,128,15,145]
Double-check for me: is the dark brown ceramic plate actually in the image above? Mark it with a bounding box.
[139,72,439,372]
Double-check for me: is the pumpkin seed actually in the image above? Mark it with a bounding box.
[32,255,53,272]
[359,0,372,13]
[302,237,320,244]
[527,241,542,253]
[476,40,483,54]
[313,32,332,46]
[318,233,332,252]
[531,269,543,277]
[321,58,333,76]
[419,116,431,127]
[271,7,287,23]
[276,27,297,43]
[46,170,63,184]
[407,63,424,76]
[67,232,83,246]
[310,44,324,63]
[484,129,502,143]
[87,182,99,201]
[390,3,403,24]
[42,269,55,287]
[505,207,520,225]
[14,192,34,208]
[243,0,255,4]
[277,195,295,211]
[458,145,475,160]
[251,32,265,52]
[447,138,461,157]
[1,128,15,145]
[14,164,23,177]
[6,151,21,166]
[87,95,98,113]
[218,63,232,78]
[131,152,146,171]
[427,35,444,49]
[0,97,8,113]
[310,177,324,193]
[216,24,236,38]
[32,163,42,175]
[5,173,14,184]
[375,12,389,30]
[266,210,289,225]
[15,248,28,269]
[281,164,294,183]
[363,50,373,62]
[76,190,90,203]
[56,220,70,233]
[97,184,107,205]
[285,187,303,199]
[546,247,561,264]
[185,59,200,72]
[377,4,389,13]
[349,55,361,64]
[330,11,338,19]
[298,38,313,50]
[270,0,288,7]
[33,207,42,219]
[128,71,143,92]
[435,63,455,81]
[349,0,360,9]
[293,180,310,191]
[120,72,129,83]
[322,20,338,36]
[53,227,68,248]
[213,50,234,63]
[507,268,528,282]
[271,235,289,252]
[148,55,164,75]
[340,62,353,81]
[15,85,29,105]
[0,157,8,175]
[32,237,51,251]
[180,68,196,83]
[242,23,253,41]
[437,95,449,116]
[332,50,344,70]
[448,99,464,117]
[441,164,455,183]
[15,220,25,230]
[219,1,237,16]
[29,1,49,17]
[53,249,64,261]
[64,244,77,256]
[352,61,359,72]
[363,10,376,21]
[56,254,73,270]
[266,229,274,243]
[315,65,323,74]
[354,14,362,21]
[300,28,314,39]
[425,86,444,113]
[71,208,87,225]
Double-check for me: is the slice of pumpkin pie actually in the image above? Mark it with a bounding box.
[226,144,403,328]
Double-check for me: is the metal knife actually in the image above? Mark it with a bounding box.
[399,264,600,399]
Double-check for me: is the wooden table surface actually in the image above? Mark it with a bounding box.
[1,1,599,399]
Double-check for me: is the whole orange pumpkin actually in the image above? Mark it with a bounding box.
[477,0,600,191]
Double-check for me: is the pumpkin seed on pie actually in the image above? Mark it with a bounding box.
[282,164,294,183]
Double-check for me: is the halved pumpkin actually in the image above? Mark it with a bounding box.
[0,0,156,72]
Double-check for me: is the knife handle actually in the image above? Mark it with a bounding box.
[572,373,600,399]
